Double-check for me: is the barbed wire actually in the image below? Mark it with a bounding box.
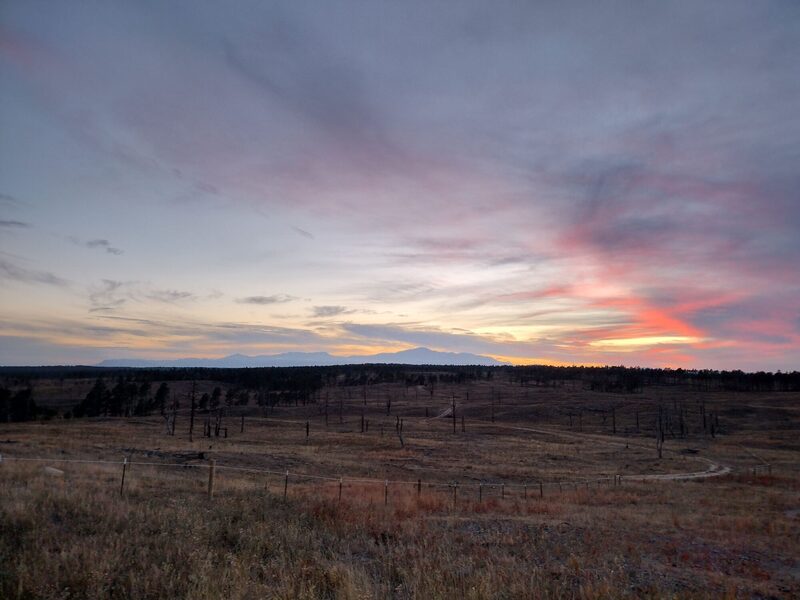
[0,452,741,491]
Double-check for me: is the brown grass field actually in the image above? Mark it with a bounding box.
[1,377,799,598]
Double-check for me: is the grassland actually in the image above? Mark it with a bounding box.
[1,376,798,598]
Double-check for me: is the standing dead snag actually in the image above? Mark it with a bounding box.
[189,381,196,442]
[656,408,665,459]
[207,459,216,498]
[213,409,224,437]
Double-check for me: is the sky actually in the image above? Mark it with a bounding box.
[1,1,799,370]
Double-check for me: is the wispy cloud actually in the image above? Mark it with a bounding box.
[88,280,197,312]
[70,237,124,255]
[0,220,30,228]
[237,294,297,305]
[0,193,27,208]
[147,289,195,303]
[1,2,798,369]
[0,259,68,287]
[84,239,123,255]
[291,225,314,239]
[312,305,355,318]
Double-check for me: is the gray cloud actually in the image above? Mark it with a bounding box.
[312,305,355,318]
[147,289,195,303]
[0,259,68,287]
[0,193,27,208]
[237,294,297,305]
[69,237,124,255]
[88,279,127,312]
[85,239,124,255]
[0,220,30,228]
[291,225,314,239]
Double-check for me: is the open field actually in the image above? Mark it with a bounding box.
[1,373,799,598]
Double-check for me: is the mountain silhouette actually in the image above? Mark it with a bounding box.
[97,347,505,368]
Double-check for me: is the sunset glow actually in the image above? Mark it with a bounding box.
[1,1,798,369]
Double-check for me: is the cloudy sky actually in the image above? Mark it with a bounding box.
[1,1,799,369]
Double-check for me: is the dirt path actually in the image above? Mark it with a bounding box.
[482,420,731,481]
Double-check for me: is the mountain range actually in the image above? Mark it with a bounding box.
[97,347,506,368]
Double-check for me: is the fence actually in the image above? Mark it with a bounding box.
[0,452,759,507]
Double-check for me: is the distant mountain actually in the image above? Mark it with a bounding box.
[96,347,506,368]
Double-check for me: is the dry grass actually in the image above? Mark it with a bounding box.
[1,380,799,598]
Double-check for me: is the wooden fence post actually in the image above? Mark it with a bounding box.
[417,478,422,498]
[523,484,527,499]
[119,457,128,497]
[479,482,483,502]
[207,459,216,498]
[501,483,505,499]
[539,482,544,498]
[338,477,343,502]
[305,421,309,441]
[384,480,389,506]
[452,483,457,508]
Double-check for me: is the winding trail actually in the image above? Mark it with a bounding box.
[480,420,731,482]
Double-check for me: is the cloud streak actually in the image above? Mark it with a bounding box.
[237,295,297,305]
[0,1,798,369]
[0,259,68,287]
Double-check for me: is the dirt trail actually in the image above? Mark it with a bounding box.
[482,420,731,481]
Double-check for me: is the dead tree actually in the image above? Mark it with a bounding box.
[656,407,665,459]
[170,402,177,435]
[214,409,223,437]
[189,381,197,442]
